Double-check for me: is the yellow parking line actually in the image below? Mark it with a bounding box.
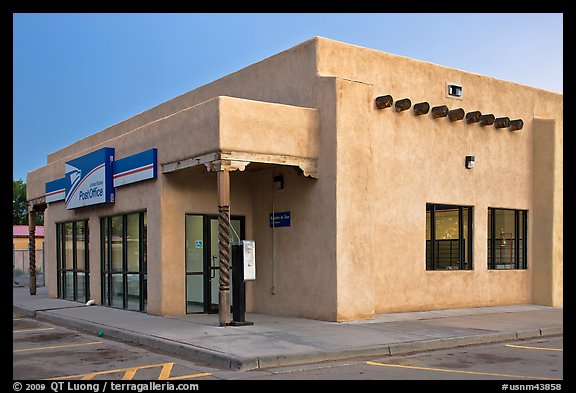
[44,363,173,380]
[505,344,563,351]
[14,341,103,353]
[14,328,56,333]
[157,363,212,380]
[366,361,557,380]
[163,372,212,380]
[157,363,175,380]
[121,367,139,380]
[43,362,212,380]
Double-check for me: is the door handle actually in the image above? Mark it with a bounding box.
[210,255,218,279]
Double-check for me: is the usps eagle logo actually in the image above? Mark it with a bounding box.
[65,163,82,205]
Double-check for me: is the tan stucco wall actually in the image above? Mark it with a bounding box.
[249,167,337,320]
[532,118,563,306]
[314,38,562,318]
[219,97,319,159]
[27,37,562,321]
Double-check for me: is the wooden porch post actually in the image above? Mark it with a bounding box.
[217,169,232,326]
[28,208,37,295]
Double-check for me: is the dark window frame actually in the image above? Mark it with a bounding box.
[426,203,473,271]
[56,220,89,302]
[101,211,147,312]
[488,208,528,270]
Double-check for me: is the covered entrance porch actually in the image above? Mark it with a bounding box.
[160,96,319,325]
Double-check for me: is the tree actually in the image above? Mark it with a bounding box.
[13,179,27,225]
[12,179,44,225]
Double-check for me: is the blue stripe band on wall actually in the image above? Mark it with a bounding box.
[45,177,66,203]
[113,148,157,188]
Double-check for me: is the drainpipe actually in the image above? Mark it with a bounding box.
[271,181,276,295]
[42,240,45,287]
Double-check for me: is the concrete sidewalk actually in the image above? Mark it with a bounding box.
[13,287,563,371]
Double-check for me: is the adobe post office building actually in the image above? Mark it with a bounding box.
[26,37,563,322]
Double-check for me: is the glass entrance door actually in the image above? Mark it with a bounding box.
[185,214,243,314]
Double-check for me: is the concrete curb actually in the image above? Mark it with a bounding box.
[13,305,37,318]
[255,327,564,371]
[33,310,254,371]
[15,304,563,372]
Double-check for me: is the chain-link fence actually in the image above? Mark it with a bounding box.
[13,243,45,287]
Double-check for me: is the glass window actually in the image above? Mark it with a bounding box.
[426,204,473,270]
[126,274,140,311]
[101,211,147,312]
[76,221,86,271]
[102,217,109,271]
[185,215,204,273]
[127,214,140,272]
[64,271,74,300]
[111,216,123,272]
[64,222,73,269]
[76,272,86,303]
[186,274,204,314]
[488,208,528,269]
[56,220,89,302]
[110,274,124,308]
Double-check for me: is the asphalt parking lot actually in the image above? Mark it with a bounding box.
[13,312,563,381]
[13,313,222,380]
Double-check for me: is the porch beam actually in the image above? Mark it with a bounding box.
[162,150,318,179]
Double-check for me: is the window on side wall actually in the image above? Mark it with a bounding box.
[488,208,528,270]
[426,203,473,271]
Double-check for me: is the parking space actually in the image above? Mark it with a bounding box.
[363,337,563,380]
[13,314,220,380]
[244,336,563,380]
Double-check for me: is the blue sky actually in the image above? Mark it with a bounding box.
[12,13,563,182]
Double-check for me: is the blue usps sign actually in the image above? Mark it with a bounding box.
[65,147,115,209]
[270,211,291,228]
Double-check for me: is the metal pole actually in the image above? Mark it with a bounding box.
[42,240,45,287]
[28,209,37,295]
[217,169,232,326]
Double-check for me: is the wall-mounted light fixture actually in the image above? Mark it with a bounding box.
[509,119,524,131]
[494,117,511,129]
[448,108,465,122]
[447,83,463,99]
[465,155,475,169]
[465,111,482,124]
[431,105,449,119]
[413,102,430,116]
[479,114,495,127]
[395,98,411,112]
[273,175,284,191]
[375,95,393,109]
